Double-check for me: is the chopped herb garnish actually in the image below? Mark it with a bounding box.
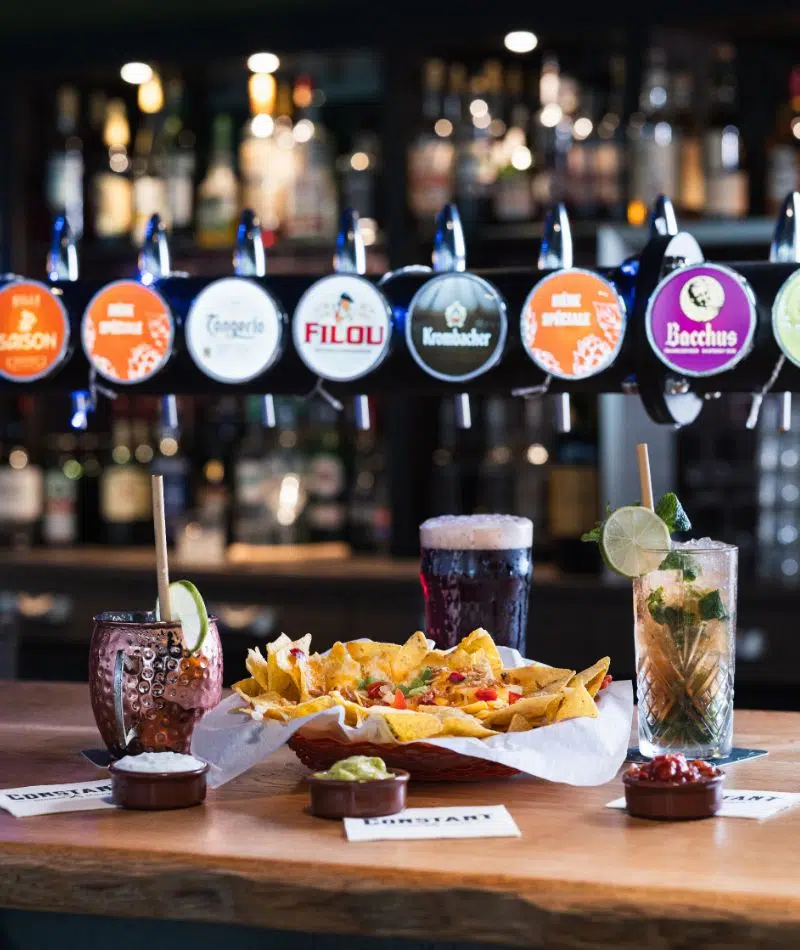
[356,677,373,690]
[398,667,434,697]
[698,589,729,622]
[658,550,700,581]
[655,492,692,534]
[646,587,689,638]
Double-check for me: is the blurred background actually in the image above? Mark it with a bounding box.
[0,0,798,708]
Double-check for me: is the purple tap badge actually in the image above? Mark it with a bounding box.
[645,263,757,377]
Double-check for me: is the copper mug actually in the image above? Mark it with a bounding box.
[89,611,223,758]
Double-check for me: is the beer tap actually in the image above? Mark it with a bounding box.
[47,214,92,429]
[538,203,573,434]
[746,192,800,432]
[333,208,372,430]
[139,213,178,434]
[235,209,276,428]
[432,204,472,430]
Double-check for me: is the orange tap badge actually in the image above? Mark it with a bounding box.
[520,269,626,380]
[0,280,71,382]
[82,280,174,385]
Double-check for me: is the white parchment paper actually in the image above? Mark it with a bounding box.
[191,646,633,788]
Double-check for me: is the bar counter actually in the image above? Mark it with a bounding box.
[2,682,800,949]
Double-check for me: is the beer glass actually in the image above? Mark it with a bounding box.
[89,611,223,758]
[420,515,533,653]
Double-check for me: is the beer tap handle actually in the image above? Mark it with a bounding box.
[540,202,574,434]
[648,194,679,238]
[139,213,179,436]
[47,213,79,282]
[748,193,800,431]
[234,209,276,429]
[333,208,371,430]
[432,204,472,430]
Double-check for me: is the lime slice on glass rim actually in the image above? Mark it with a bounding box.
[156,580,209,653]
[600,506,671,579]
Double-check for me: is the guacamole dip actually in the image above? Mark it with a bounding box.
[313,756,392,782]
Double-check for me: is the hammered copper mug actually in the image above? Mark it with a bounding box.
[89,611,223,758]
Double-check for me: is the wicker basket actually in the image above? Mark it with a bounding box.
[288,733,520,782]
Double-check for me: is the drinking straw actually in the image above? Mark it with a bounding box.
[636,442,654,511]
[152,475,172,621]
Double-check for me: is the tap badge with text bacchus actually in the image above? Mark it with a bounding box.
[0,280,71,382]
[520,269,626,379]
[405,273,507,382]
[82,280,175,385]
[185,277,284,384]
[645,263,757,377]
[292,274,392,382]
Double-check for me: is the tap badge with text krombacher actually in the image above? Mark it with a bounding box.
[185,277,284,384]
[292,274,392,383]
[405,273,507,383]
[520,269,626,380]
[0,280,70,382]
[645,263,757,378]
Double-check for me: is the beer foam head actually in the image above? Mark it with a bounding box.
[420,514,533,551]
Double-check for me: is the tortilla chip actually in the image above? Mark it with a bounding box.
[287,695,337,719]
[330,691,369,726]
[438,717,498,739]
[371,710,443,742]
[231,676,261,698]
[346,639,399,665]
[482,692,562,728]
[324,642,363,692]
[460,628,503,675]
[245,648,271,691]
[459,701,490,716]
[553,683,599,722]
[502,664,575,694]
[392,631,430,682]
[506,713,532,733]
[569,657,611,698]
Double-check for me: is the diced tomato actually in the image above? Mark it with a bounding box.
[508,691,522,705]
[448,671,466,683]
[393,689,407,709]
[367,682,385,700]
[290,648,305,659]
[475,688,497,702]
[599,674,613,691]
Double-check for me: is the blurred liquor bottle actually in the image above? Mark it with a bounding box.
[430,398,462,515]
[704,43,748,218]
[131,83,168,245]
[42,432,81,547]
[265,398,307,544]
[348,401,390,553]
[196,114,239,248]
[492,66,534,223]
[454,68,494,228]
[674,70,705,217]
[92,98,133,242]
[99,405,152,546]
[193,398,236,544]
[756,398,800,582]
[566,86,600,220]
[163,78,196,240]
[0,399,44,549]
[340,132,380,239]
[766,65,800,215]
[408,59,454,223]
[150,417,189,547]
[594,54,626,221]
[232,396,273,544]
[514,398,553,559]
[303,400,348,543]
[531,54,563,211]
[78,431,103,545]
[627,47,678,220]
[240,71,282,233]
[547,395,600,574]
[477,397,516,513]
[46,86,84,239]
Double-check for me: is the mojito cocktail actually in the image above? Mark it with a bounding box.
[633,541,737,759]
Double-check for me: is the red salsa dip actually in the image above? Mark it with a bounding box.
[625,753,721,785]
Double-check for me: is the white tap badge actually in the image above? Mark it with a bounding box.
[292,274,392,382]
[185,277,284,383]
[405,273,507,382]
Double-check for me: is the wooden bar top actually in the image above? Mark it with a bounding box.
[2,682,800,948]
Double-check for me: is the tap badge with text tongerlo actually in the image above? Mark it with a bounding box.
[520,269,626,380]
[405,273,507,382]
[292,274,392,382]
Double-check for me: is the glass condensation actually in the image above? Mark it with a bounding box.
[633,542,738,759]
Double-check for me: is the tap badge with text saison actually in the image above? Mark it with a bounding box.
[0,280,71,381]
[292,274,392,382]
[772,268,800,369]
[405,273,507,382]
[520,269,626,379]
[185,277,284,384]
[646,263,757,377]
[82,280,174,385]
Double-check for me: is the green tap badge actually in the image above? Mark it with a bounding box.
[772,268,800,367]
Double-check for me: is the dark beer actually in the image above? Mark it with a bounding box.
[420,515,533,653]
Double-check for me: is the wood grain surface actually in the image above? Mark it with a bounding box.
[1,682,800,949]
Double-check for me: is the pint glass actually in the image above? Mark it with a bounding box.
[420,515,533,652]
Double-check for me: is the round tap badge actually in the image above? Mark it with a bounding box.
[645,263,757,378]
[520,269,626,380]
[405,273,507,382]
[772,268,800,368]
[82,280,174,385]
[186,277,284,384]
[292,274,392,382]
[0,280,70,382]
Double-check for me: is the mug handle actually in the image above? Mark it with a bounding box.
[112,649,138,752]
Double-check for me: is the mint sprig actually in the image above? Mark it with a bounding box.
[655,492,692,534]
